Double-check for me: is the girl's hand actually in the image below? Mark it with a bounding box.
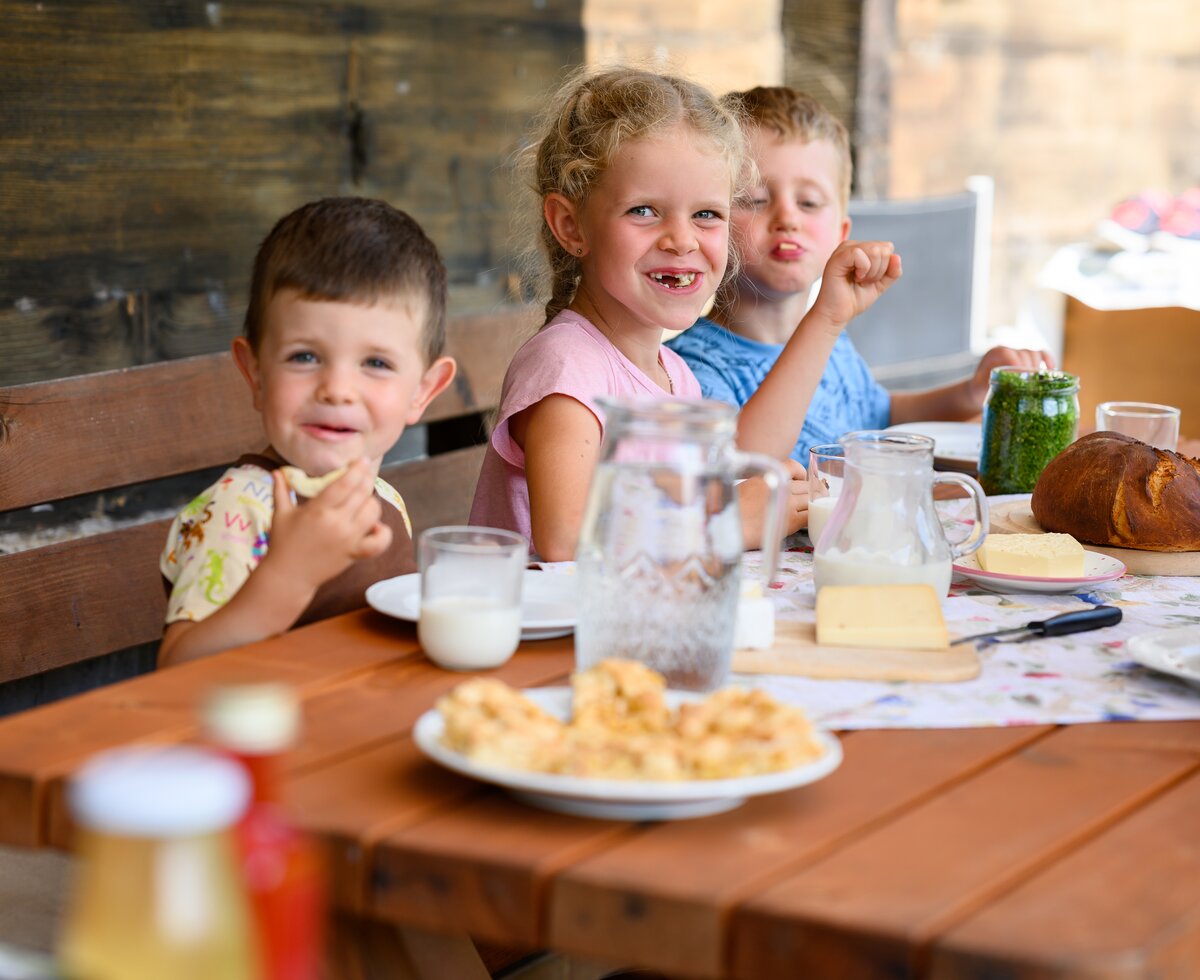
[740,458,809,547]
[808,240,903,329]
[265,458,392,591]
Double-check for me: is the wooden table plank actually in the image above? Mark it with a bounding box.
[931,768,1200,979]
[278,648,575,913]
[371,792,636,949]
[729,722,1200,980]
[546,726,1047,979]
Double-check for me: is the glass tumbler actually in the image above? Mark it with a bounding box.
[418,526,527,671]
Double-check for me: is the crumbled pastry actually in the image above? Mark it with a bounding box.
[571,658,671,735]
[437,661,823,781]
[279,464,348,497]
[436,678,567,773]
[674,687,823,778]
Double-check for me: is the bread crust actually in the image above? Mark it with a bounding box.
[1031,431,1200,552]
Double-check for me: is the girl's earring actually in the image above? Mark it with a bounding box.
[576,247,584,255]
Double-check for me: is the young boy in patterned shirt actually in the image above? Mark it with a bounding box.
[159,198,456,666]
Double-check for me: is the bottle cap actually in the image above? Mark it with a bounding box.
[202,683,301,755]
[69,745,250,837]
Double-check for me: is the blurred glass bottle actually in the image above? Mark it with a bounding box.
[59,745,256,980]
[204,684,325,980]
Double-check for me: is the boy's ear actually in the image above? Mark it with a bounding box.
[840,214,852,244]
[543,193,588,258]
[231,337,265,411]
[405,356,457,425]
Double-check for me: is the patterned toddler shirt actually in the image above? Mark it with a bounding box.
[160,462,410,624]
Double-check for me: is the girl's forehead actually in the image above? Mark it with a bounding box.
[600,126,734,194]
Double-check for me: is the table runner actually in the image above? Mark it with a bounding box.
[745,494,1200,729]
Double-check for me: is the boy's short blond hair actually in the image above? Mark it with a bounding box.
[722,87,852,211]
[244,197,448,364]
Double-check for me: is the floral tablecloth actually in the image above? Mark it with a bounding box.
[744,496,1200,729]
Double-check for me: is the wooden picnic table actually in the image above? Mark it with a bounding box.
[0,608,1198,979]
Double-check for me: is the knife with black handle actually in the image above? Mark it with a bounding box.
[950,605,1123,646]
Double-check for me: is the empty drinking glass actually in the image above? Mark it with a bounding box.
[1095,401,1180,451]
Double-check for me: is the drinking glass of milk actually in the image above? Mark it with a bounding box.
[813,431,988,597]
[806,444,845,546]
[418,526,527,670]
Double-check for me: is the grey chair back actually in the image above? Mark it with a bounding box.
[843,177,992,390]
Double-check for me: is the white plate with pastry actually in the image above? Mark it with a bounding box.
[1126,625,1200,689]
[367,570,578,640]
[885,421,981,465]
[414,686,842,821]
[952,551,1127,594]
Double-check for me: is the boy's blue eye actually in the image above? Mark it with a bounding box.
[627,205,654,218]
[365,357,393,371]
[694,209,723,221]
[288,351,317,364]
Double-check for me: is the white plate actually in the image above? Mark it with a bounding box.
[413,687,843,821]
[886,421,982,464]
[953,551,1127,594]
[366,570,578,641]
[1127,626,1200,689]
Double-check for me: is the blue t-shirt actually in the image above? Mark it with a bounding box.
[666,317,892,463]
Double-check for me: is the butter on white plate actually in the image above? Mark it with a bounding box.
[734,580,775,650]
[815,584,949,651]
[976,533,1085,578]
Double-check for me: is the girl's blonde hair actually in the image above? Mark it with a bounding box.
[516,66,748,326]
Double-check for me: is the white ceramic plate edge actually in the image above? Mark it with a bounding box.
[413,688,842,818]
[885,421,982,463]
[953,551,1126,592]
[1127,626,1200,687]
[366,571,578,631]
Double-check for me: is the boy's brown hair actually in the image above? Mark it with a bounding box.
[722,86,852,211]
[243,197,448,364]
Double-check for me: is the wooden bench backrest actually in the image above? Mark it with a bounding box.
[0,307,533,687]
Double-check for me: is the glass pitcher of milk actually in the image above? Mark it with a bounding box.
[574,398,788,691]
[813,431,988,596]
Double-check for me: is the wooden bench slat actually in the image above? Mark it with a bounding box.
[0,445,492,682]
[728,722,1200,980]
[0,308,528,511]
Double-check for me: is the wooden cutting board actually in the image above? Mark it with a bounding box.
[733,620,980,682]
[989,499,1200,576]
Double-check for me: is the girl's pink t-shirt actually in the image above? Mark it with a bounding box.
[468,309,701,543]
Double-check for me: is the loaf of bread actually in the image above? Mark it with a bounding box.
[1031,431,1200,552]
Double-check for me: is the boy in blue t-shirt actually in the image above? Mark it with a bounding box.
[668,86,1049,464]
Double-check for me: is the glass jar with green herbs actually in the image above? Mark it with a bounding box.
[978,368,1079,494]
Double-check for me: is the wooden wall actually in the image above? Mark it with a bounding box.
[0,1,582,387]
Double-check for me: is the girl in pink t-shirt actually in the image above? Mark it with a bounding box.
[470,67,900,560]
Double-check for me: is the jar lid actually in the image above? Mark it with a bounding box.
[202,683,301,755]
[69,745,250,837]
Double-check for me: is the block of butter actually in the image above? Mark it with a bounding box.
[734,580,776,649]
[976,533,1085,578]
[816,584,949,651]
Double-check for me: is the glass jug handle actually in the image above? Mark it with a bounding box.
[932,472,990,560]
[733,452,790,585]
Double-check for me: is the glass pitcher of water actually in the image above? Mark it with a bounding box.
[574,397,788,691]
[813,431,988,597]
